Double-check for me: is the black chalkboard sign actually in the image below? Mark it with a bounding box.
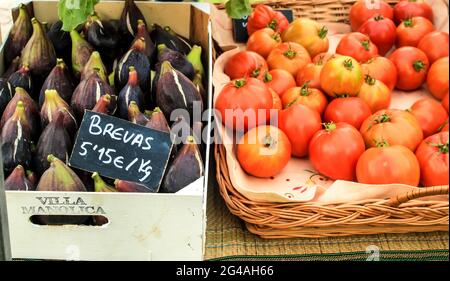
[69,111,173,192]
[232,9,294,43]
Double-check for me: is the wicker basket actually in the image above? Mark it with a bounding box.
[214,0,449,238]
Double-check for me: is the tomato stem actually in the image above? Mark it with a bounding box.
[427,141,449,154]
[403,18,413,27]
[300,83,310,96]
[284,44,297,59]
[263,72,272,83]
[251,68,261,78]
[318,26,328,39]
[267,19,278,30]
[361,40,370,51]
[374,140,390,148]
[272,33,281,42]
[234,79,246,88]
[374,14,385,21]
[343,58,354,70]
[263,134,276,148]
[336,93,350,98]
[365,74,376,86]
[375,113,391,123]
[413,60,425,72]
[323,122,336,132]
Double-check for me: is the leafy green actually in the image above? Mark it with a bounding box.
[225,0,252,19]
[58,0,99,31]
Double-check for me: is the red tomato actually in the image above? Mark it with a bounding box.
[296,63,323,90]
[262,69,296,97]
[349,0,394,31]
[418,31,449,64]
[389,47,429,91]
[270,88,282,111]
[358,75,391,113]
[361,56,397,91]
[394,0,434,24]
[309,122,365,181]
[267,42,311,77]
[247,4,289,36]
[320,56,364,97]
[356,143,420,186]
[336,32,379,63]
[441,122,449,132]
[324,97,372,129]
[358,14,396,55]
[415,131,449,186]
[442,93,449,113]
[410,98,449,137]
[247,28,282,58]
[237,125,292,178]
[281,84,328,114]
[215,78,273,131]
[278,104,322,157]
[360,109,423,151]
[312,52,336,65]
[224,51,268,80]
[396,17,434,48]
[427,57,449,100]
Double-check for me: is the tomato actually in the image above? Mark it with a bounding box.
[247,28,281,58]
[410,98,449,137]
[349,0,394,31]
[312,52,336,64]
[281,18,329,58]
[394,0,434,25]
[427,57,449,100]
[442,93,449,113]
[415,131,449,186]
[360,109,423,151]
[278,104,322,157]
[261,69,296,97]
[247,4,289,36]
[270,88,282,111]
[358,14,396,55]
[418,31,449,64]
[396,17,434,48]
[215,78,273,131]
[356,143,420,186]
[281,84,328,114]
[358,74,391,113]
[324,97,372,129]
[296,63,323,90]
[320,56,364,97]
[361,56,397,91]
[389,47,429,91]
[237,125,291,178]
[309,122,365,181]
[267,42,311,77]
[224,51,268,80]
[441,122,449,132]
[336,32,378,63]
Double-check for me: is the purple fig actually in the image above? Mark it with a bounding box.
[119,0,147,42]
[145,107,170,133]
[4,165,35,191]
[128,101,149,125]
[114,179,153,193]
[80,51,108,82]
[70,29,94,79]
[47,20,71,67]
[131,19,154,59]
[0,79,13,115]
[157,44,195,80]
[39,58,75,107]
[118,66,144,119]
[3,4,32,68]
[92,94,116,115]
[2,56,21,80]
[8,65,33,94]
[40,90,78,136]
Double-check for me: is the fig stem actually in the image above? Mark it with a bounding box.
[47,154,56,163]
[157,44,167,53]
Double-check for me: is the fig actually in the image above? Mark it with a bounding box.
[70,29,94,79]
[157,44,195,80]
[187,45,205,78]
[0,79,13,115]
[92,172,116,192]
[2,56,21,80]
[47,20,72,66]
[192,73,207,105]
[4,165,35,191]
[1,87,40,141]
[131,19,154,59]
[39,58,75,107]
[156,61,203,120]
[8,65,33,95]
[150,24,191,55]
[26,170,38,186]
[3,4,32,68]
[145,107,170,133]
[114,179,154,193]
[80,51,108,82]
[41,90,78,137]
[118,66,144,119]
[20,18,56,80]
[71,70,116,120]
[160,136,204,193]
[115,37,151,93]
[36,155,88,225]
[92,94,116,115]
[119,0,147,43]
[128,101,149,125]
[1,101,33,174]
[33,110,73,176]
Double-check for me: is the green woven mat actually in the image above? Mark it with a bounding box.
[205,164,449,261]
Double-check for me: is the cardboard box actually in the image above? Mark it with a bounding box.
[0,0,212,261]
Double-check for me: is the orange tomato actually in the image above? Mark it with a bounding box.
[261,69,296,97]
[427,57,449,100]
[358,75,391,113]
[247,28,282,58]
[266,42,311,77]
[281,84,328,114]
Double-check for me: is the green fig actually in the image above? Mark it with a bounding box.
[92,172,116,192]
[81,51,108,82]
[187,45,205,78]
[70,29,94,78]
[4,4,32,68]
[4,165,35,191]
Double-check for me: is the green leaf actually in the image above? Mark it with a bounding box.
[225,0,252,19]
[58,0,99,31]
